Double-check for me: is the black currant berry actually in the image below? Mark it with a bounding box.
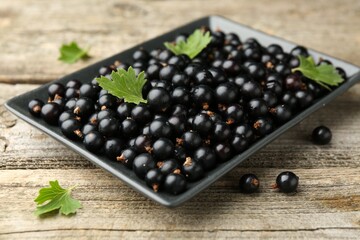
[117,148,137,169]
[274,171,299,193]
[152,138,174,160]
[193,146,217,171]
[192,113,213,136]
[213,122,232,142]
[164,173,187,195]
[147,87,172,112]
[48,83,65,99]
[83,131,104,153]
[133,153,155,179]
[41,102,62,125]
[28,99,44,117]
[145,169,164,192]
[98,118,121,137]
[60,119,83,140]
[149,119,173,138]
[104,138,125,160]
[121,118,138,137]
[214,142,233,162]
[182,157,204,182]
[312,126,332,145]
[73,97,95,118]
[178,131,202,150]
[239,173,260,193]
[215,82,238,104]
[231,134,249,153]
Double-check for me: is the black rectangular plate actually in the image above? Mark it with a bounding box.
[5,16,360,207]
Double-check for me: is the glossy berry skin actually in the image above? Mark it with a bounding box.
[65,87,80,99]
[312,126,332,145]
[64,98,77,111]
[121,118,138,137]
[290,46,309,57]
[117,148,137,169]
[270,104,292,123]
[182,157,204,182]
[194,70,214,86]
[147,87,171,112]
[192,113,213,136]
[133,153,156,179]
[48,83,65,98]
[253,118,273,137]
[241,80,262,100]
[60,119,83,140]
[66,79,82,89]
[239,173,260,193]
[131,104,152,124]
[41,103,62,125]
[134,134,153,153]
[235,124,255,142]
[295,90,314,109]
[152,138,174,160]
[96,109,117,124]
[159,64,178,81]
[208,67,227,85]
[214,143,233,162]
[172,72,190,87]
[231,134,249,153]
[263,91,278,108]
[282,92,298,110]
[117,102,134,120]
[79,83,98,100]
[145,169,164,192]
[171,87,190,106]
[275,171,299,193]
[82,123,97,136]
[104,138,125,160]
[213,122,232,142]
[58,110,79,125]
[193,146,217,171]
[73,98,95,118]
[83,131,104,153]
[149,119,173,138]
[168,116,186,136]
[179,131,202,150]
[191,85,214,109]
[98,94,118,110]
[246,62,266,80]
[225,104,244,124]
[164,173,187,195]
[247,99,268,118]
[158,158,180,175]
[215,82,238,104]
[28,99,44,117]
[98,118,121,137]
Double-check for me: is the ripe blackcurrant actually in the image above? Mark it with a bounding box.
[312,126,332,145]
[239,173,260,193]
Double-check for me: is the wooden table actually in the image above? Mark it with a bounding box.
[1,0,360,239]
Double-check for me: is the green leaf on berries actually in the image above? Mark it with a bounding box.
[58,41,90,64]
[96,67,147,104]
[164,29,212,59]
[34,180,82,216]
[292,56,344,90]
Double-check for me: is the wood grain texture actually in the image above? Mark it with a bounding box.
[0,0,359,84]
[1,0,360,239]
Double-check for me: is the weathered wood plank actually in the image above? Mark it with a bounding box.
[0,169,359,239]
[0,0,359,83]
[1,83,360,170]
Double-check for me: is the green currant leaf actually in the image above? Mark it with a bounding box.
[58,41,90,64]
[96,66,147,104]
[34,180,82,216]
[164,29,212,59]
[292,55,344,90]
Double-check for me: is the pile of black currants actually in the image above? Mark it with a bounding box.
[28,27,347,195]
